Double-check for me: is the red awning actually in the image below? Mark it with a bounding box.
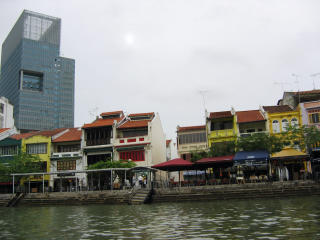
[196,155,234,164]
[152,158,194,171]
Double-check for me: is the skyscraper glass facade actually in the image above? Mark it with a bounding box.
[0,10,75,131]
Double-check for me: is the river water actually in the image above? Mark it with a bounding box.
[0,196,319,239]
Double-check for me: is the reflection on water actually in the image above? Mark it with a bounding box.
[0,196,319,239]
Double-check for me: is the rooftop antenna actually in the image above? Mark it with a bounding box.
[89,107,99,120]
[199,90,208,113]
[310,73,320,89]
[273,81,289,92]
[292,73,301,104]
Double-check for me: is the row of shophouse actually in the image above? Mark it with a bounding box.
[177,89,320,182]
[0,111,166,192]
[1,89,320,191]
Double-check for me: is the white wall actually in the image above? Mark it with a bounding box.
[0,97,14,128]
[0,127,18,141]
[150,113,166,166]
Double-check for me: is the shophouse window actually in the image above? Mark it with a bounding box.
[272,120,280,133]
[0,116,3,128]
[282,119,289,131]
[0,145,18,156]
[309,113,319,124]
[26,143,47,154]
[57,144,80,152]
[57,160,76,171]
[120,150,145,161]
[178,132,206,144]
[211,121,233,131]
[291,118,299,127]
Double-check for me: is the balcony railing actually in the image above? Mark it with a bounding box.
[240,131,267,138]
[51,151,81,159]
[115,136,149,145]
[210,129,236,138]
[86,138,111,146]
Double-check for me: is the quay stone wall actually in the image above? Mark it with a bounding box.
[19,190,130,206]
[152,180,320,203]
[0,181,319,206]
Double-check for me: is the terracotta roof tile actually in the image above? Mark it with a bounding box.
[263,105,293,113]
[10,132,38,140]
[118,119,151,129]
[53,128,82,142]
[177,125,205,132]
[100,111,123,117]
[293,89,320,95]
[82,117,123,129]
[33,128,68,137]
[236,110,265,123]
[0,128,9,134]
[209,111,232,119]
[128,112,154,117]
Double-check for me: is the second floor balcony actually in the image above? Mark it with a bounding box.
[85,138,111,146]
[240,131,268,138]
[209,129,236,139]
[51,151,82,159]
[114,136,150,145]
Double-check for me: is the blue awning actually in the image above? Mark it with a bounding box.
[234,151,269,166]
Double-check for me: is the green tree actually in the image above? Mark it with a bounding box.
[208,141,236,157]
[236,133,284,154]
[87,159,136,170]
[0,151,43,184]
[87,159,136,189]
[190,150,208,162]
[281,125,320,152]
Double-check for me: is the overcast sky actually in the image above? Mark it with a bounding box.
[1,0,320,140]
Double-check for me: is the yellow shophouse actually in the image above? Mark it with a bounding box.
[206,109,238,148]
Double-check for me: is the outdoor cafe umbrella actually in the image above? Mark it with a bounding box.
[152,158,194,186]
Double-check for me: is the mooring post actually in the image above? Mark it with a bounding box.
[12,175,15,194]
[111,170,113,190]
[76,177,78,192]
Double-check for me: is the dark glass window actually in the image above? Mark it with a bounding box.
[22,71,43,91]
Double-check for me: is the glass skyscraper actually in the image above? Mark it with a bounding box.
[0,10,75,131]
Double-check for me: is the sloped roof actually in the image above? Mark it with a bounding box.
[118,119,151,129]
[82,117,123,129]
[34,128,67,137]
[52,128,81,143]
[0,128,9,134]
[100,111,123,117]
[293,89,320,95]
[177,125,205,132]
[236,110,265,123]
[263,105,293,113]
[209,111,233,119]
[10,132,38,140]
[128,112,154,117]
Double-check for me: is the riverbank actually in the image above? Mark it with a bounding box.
[0,180,319,206]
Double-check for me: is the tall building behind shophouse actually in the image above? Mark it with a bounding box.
[0,10,75,132]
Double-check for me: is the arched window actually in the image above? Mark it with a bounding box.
[282,119,289,131]
[272,120,280,133]
[291,118,298,127]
